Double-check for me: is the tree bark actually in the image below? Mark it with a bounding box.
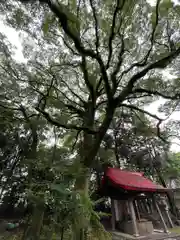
[73,172,90,240]
[72,101,116,239]
[22,202,45,240]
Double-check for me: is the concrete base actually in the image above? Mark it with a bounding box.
[122,220,153,235]
[137,220,154,235]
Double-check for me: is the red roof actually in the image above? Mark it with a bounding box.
[104,168,168,193]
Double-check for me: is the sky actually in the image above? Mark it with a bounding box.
[0,20,25,62]
[0,9,180,152]
[146,100,180,152]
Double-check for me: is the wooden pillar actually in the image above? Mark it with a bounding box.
[152,196,169,234]
[128,199,139,237]
[114,200,120,221]
[134,200,140,220]
[148,198,153,214]
[145,199,149,213]
[111,198,116,231]
[162,197,174,228]
[138,200,143,213]
[139,200,146,213]
[165,206,174,228]
[118,201,123,222]
[143,200,149,213]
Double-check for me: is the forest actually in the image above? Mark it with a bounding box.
[0,0,180,239]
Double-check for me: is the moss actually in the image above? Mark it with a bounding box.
[169,227,180,233]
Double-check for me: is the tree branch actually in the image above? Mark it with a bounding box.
[154,40,169,51]
[106,0,125,69]
[120,103,165,142]
[118,0,160,81]
[142,0,161,62]
[80,56,95,101]
[49,72,85,107]
[19,105,38,153]
[46,0,112,100]
[111,33,125,93]
[0,103,19,111]
[60,35,80,56]
[38,76,54,110]
[125,93,153,101]
[121,103,163,121]
[35,107,96,134]
[19,0,112,100]
[132,88,180,100]
[36,86,85,116]
[89,0,100,54]
[166,20,176,51]
[115,46,180,104]
[71,130,81,152]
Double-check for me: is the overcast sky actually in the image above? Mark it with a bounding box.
[0,11,180,152]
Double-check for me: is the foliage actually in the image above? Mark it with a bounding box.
[164,152,180,180]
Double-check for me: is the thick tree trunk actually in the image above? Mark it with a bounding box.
[22,202,45,240]
[72,101,116,239]
[20,116,45,240]
[73,172,90,240]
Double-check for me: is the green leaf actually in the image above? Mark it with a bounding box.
[159,0,174,15]
[42,14,55,35]
[42,19,49,35]
[63,132,77,146]
[70,0,77,11]
[14,9,24,26]
[50,184,69,195]
[161,0,173,9]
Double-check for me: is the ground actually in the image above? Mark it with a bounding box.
[170,227,180,234]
